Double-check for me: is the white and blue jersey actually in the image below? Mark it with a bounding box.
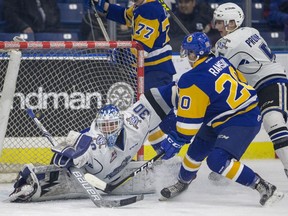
[214,27,288,91]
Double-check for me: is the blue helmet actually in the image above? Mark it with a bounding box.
[96,104,123,147]
[180,32,211,58]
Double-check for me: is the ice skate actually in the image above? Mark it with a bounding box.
[159,180,190,200]
[253,174,284,206]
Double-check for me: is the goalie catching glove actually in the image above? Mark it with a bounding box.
[160,131,187,160]
[52,131,93,168]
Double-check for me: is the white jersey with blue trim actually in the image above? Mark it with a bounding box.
[82,95,162,184]
[214,27,286,89]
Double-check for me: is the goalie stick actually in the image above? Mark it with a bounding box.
[158,0,190,35]
[26,108,144,207]
[85,152,164,193]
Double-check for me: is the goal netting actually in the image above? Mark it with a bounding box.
[0,41,144,181]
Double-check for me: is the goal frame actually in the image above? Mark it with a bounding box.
[0,41,145,174]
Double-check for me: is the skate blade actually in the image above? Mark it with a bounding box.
[263,190,285,207]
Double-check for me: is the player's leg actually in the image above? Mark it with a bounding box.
[257,82,288,178]
[160,125,217,199]
[111,157,182,195]
[145,79,176,153]
[263,110,288,176]
[208,125,284,206]
[148,109,176,153]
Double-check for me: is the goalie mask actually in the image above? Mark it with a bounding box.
[96,104,124,148]
[180,32,211,63]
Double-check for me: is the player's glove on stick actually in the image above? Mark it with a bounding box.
[91,0,108,13]
[161,131,186,160]
[52,131,92,168]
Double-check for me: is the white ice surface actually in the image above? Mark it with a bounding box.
[0,159,287,216]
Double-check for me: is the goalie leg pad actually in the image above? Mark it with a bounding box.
[111,161,156,195]
[111,157,182,195]
[10,164,90,202]
[31,167,89,202]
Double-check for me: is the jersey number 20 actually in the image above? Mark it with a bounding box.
[215,67,254,109]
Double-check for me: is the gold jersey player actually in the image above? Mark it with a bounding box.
[158,32,284,206]
[91,0,177,154]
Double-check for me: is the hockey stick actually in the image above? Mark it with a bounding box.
[85,151,164,193]
[26,108,144,207]
[90,0,110,41]
[158,0,190,35]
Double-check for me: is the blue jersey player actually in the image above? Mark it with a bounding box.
[159,32,284,206]
[92,0,177,154]
[92,0,176,90]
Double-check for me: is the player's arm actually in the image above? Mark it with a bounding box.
[126,82,177,133]
[51,131,96,168]
[235,69,248,84]
[92,0,128,25]
[176,82,209,137]
[215,36,243,69]
[106,4,131,26]
[161,83,209,160]
[143,82,177,117]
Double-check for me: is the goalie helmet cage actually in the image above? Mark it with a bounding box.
[0,41,145,180]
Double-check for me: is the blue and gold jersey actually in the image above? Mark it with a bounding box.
[107,0,176,75]
[176,55,259,141]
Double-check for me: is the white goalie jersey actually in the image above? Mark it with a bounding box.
[214,27,286,90]
[82,95,163,185]
[8,84,178,202]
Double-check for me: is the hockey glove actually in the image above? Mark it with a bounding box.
[52,154,73,168]
[161,131,186,160]
[91,0,108,13]
[52,131,92,168]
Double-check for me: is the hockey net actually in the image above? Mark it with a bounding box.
[0,41,144,181]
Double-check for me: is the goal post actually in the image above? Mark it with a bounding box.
[0,41,145,177]
[0,50,22,155]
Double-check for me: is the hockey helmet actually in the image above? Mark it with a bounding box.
[180,32,211,59]
[213,3,244,29]
[96,104,123,147]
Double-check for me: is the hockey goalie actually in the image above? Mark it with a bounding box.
[9,83,180,202]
